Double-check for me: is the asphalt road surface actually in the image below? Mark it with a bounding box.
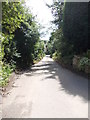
[0,94,2,120]
[2,56,88,118]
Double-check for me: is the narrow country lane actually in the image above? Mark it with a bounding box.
[2,56,88,118]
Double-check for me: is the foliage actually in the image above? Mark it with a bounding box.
[0,64,13,87]
[0,33,16,87]
[34,40,45,61]
[46,32,57,56]
[52,51,58,60]
[78,57,90,71]
[50,0,64,27]
[0,2,25,86]
[2,2,25,64]
[0,2,44,86]
[63,2,88,54]
[48,1,89,68]
[13,8,43,68]
[0,34,14,86]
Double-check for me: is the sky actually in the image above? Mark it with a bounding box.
[25,0,54,40]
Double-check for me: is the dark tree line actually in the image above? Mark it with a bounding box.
[48,1,89,62]
[63,2,88,54]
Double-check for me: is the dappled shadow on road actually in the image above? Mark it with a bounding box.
[25,58,88,102]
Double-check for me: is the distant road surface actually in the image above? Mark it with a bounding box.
[2,55,88,118]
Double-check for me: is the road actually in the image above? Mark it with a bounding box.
[2,56,88,118]
[0,94,2,120]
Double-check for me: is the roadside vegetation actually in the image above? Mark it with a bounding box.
[0,1,89,87]
[0,2,44,87]
[47,1,89,75]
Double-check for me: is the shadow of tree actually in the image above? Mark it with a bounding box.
[25,59,88,102]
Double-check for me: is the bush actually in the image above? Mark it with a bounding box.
[78,57,90,71]
[52,51,58,60]
[0,64,14,87]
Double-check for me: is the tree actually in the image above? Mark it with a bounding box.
[49,0,64,28]
[14,19,40,68]
[2,2,25,65]
[49,1,89,65]
[63,2,88,54]
[0,1,44,86]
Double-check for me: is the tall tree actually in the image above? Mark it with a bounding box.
[63,2,88,54]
